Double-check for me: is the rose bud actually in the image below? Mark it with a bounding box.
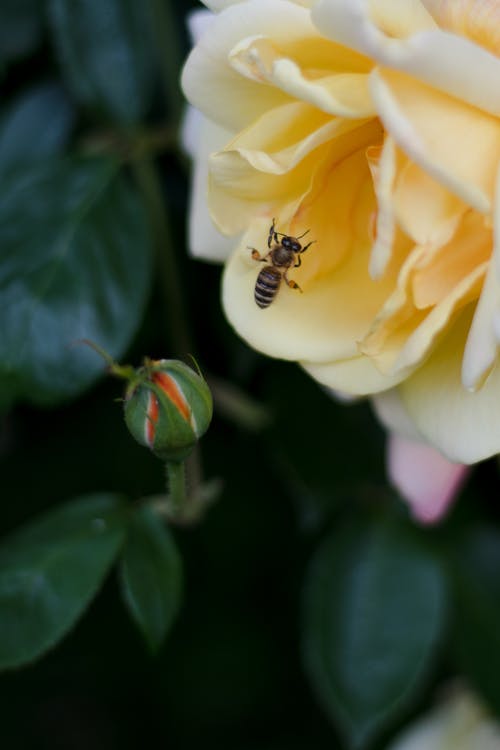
[124,359,212,462]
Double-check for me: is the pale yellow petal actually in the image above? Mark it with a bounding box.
[368,0,439,35]
[209,113,378,234]
[185,112,237,261]
[422,0,500,55]
[361,244,429,359]
[182,0,314,131]
[313,0,437,46]
[287,121,383,278]
[361,212,489,379]
[401,308,500,463]
[393,262,486,376]
[370,69,500,213]
[372,388,423,440]
[410,211,490,309]
[462,166,500,390]
[229,35,374,117]
[203,0,315,8]
[301,354,404,395]
[461,262,500,390]
[222,229,376,363]
[393,160,465,246]
[221,146,397,363]
[313,0,500,117]
[367,135,398,278]
[211,103,335,178]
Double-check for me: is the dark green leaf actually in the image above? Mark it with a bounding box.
[264,363,386,530]
[48,0,158,124]
[0,493,128,669]
[120,506,182,652]
[0,82,74,173]
[0,0,43,63]
[303,515,446,749]
[449,525,500,713]
[0,157,152,405]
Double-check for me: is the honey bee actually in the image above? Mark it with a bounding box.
[249,219,315,308]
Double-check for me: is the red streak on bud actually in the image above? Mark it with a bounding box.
[146,391,159,447]
[153,372,191,421]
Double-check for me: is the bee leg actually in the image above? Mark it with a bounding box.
[268,219,277,248]
[300,240,316,254]
[294,255,302,268]
[284,272,302,293]
[248,247,268,262]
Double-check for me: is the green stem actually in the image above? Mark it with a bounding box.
[161,458,222,525]
[166,460,187,516]
[131,155,192,355]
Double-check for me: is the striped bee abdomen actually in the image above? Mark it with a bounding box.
[255,265,282,308]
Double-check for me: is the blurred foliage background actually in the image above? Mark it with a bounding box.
[1,1,500,749]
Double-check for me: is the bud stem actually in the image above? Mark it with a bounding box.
[161,459,222,525]
[165,460,187,517]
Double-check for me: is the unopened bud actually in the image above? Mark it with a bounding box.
[124,359,212,462]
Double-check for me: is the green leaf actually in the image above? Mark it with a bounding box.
[449,525,500,713]
[0,493,128,670]
[120,506,182,652]
[303,515,446,749]
[0,82,74,173]
[48,0,158,124]
[0,0,43,63]
[0,157,152,405]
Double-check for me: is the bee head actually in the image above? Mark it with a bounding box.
[282,236,301,253]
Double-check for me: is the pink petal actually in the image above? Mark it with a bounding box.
[388,434,469,524]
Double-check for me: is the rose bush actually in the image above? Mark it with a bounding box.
[182,0,500,464]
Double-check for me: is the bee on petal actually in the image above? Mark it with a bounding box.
[249,219,315,309]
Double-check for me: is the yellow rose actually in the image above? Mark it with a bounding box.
[182,0,500,463]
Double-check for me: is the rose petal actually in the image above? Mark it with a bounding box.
[372,387,422,440]
[301,354,404,394]
[370,68,500,213]
[392,262,486,377]
[388,433,468,524]
[393,159,465,247]
[229,35,374,117]
[182,0,327,131]
[367,135,398,278]
[360,226,487,381]
[401,308,500,462]
[186,112,237,261]
[313,0,438,44]
[462,165,500,390]
[422,0,500,55]
[222,141,405,364]
[312,0,500,117]
[203,0,315,9]
[209,108,375,234]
